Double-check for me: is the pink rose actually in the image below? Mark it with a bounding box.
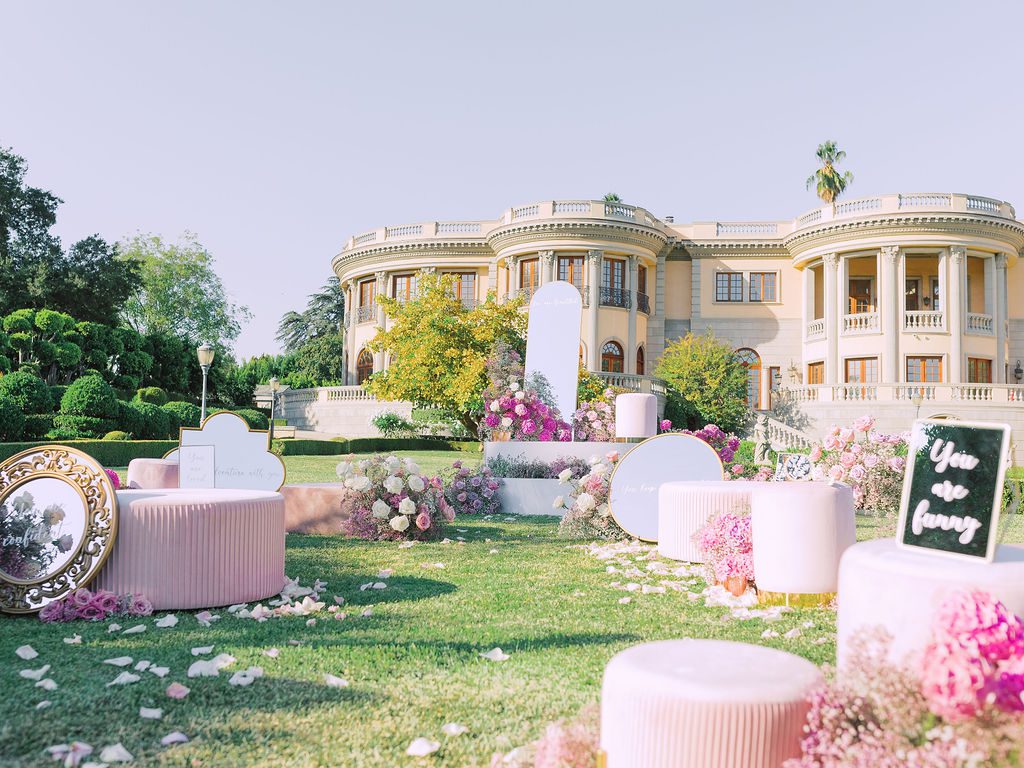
[91,590,118,614]
[822,435,841,452]
[39,600,66,623]
[887,457,905,472]
[731,464,745,475]
[78,603,107,621]
[838,428,855,445]
[69,588,93,608]
[827,465,846,482]
[809,445,823,462]
[131,596,153,616]
[863,453,880,468]
[853,415,876,433]
[104,468,121,489]
[920,639,989,721]
[848,464,866,482]
[839,452,857,469]
[415,511,432,531]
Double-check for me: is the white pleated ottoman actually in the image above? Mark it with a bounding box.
[600,639,821,767]
[657,481,768,562]
[614,393,658,439]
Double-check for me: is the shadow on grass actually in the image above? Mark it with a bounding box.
[310,631,642,656]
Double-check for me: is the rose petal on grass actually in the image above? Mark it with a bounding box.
[36,700,52,710]
[489,549,499,554]
[20,664,51,681]
[195,611,220,627]
[263,648,280,658]
[107,623,121,633]
[98,742,134,762]
[332,596,345,605]
[15,645,37,660]
[480,647,510,662]
[155,614,178,628]
[397,540,415,549]
[783,628,803,639]
[227,603,247,613]
[441,722,468,736]
[360,608,373,617]
[63,634,82,645]
[104,657,133,667]
[323,674,349,688]
[140,707,163,720]
[107,672,141,687]
[761,629,780,639]
[149,666,169,678]
[190,646,213,656]
[228,670,256,686]
[35,678,58,691]
[305,619,316,627]
[165,682,190,699]
[121,624,146,635]
[376,569,394,579]
[406,738,440,757]
[134,660,151,672]
[618,597,631,605]
[161,731,189,746]
[45,742,92,765]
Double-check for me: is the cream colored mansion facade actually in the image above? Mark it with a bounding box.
[329,192,1024,447]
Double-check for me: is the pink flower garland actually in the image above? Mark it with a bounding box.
[39,588,152,623]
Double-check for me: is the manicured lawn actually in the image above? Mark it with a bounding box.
[282,451,481,484]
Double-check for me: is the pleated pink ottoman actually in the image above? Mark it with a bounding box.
[600,639,821,768]
[658,481,770,562]
[126,458,179,489]
[281,483,350,534]
[93,489,286,610]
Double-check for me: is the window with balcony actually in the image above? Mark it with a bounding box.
[848,278,874,314]
[601,341,624,373]
[716,272,743,302]
[447,272,476,307]
[636,346,645,375]
[907,356,943,383]
[359,279,376,307]
[735,348,761,409]
[558,255,585,292]
[905,278,921,311]
[392,274,417,302]
[356,349,374,384]
[845,357,878,383]
[807,361,824,385]
[520,259,539,295]
[968,357,992,384]
[749,272,777,302]
[601,258,628,307]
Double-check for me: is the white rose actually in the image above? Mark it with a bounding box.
[489,401,501,413]
[399,498,416,516]
[500,417,513,428]
[588,455,600,465]
[384,475,404,494]
[552,496,564,509]
[514,391,525,400]
[404,459,421,474]
[509,379,519,389]
[591,463,608,477]
[371,500,391,519]
[577,493,596,512]
[407,475,425,492]
[346,475,371,492]
[335,461,351,477]
[385,456,402,473]
[390,515,410,532]
[557,469,573,483]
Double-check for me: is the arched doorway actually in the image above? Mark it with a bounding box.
[601,341,624,373]
[636,346,645,375]
[735,348,761,410]
[356,349,374,384]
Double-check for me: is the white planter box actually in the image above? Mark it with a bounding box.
[498,478,566,517]
[484,441,622,463]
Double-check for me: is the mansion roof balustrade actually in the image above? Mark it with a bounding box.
[778,383,1024,404]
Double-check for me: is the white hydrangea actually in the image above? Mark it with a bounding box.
[383,475,404,494]
[371,500,391,519]
[390,515,410,532]
[399,498,416,516]
[407,475,425,492]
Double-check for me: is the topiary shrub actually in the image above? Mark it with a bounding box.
[0,396,26,441]
[116,401,144,438]
[229,408,269,430]
[134,386,168,406]
[163,401,201,429]
[162,407,181,436]
[371,410,417,438]
[53,375,120,438]
[102,430,130,441]
[48,385,66,409]
[22,414,54,440]
[125,401,170,440]
[0,371,53,414]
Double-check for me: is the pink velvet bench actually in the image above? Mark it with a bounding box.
[92,488,286,610]
[280,483,350,534]
[126,458,179,489]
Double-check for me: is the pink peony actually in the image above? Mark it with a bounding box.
[104,468,121,489]
[887,456,905,472]
[839,451,857,469]
[863,452,880,468]
[934,589,1024,661]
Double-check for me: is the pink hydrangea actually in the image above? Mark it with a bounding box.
[104,468,121,489]
[934,589,1024,662]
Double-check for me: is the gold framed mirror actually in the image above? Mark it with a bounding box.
[0,446,118,614]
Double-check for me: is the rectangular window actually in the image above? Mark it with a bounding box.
[845,357,878,383]
[906,356,943,383]
[968,357,992,384]
[930,278,941,312]
[392,274,417,301]
[446,272,476,305]
[602,258,625,291]
[905,278,920,311]
[358,279,376,307]
[715,272,743,302]
[520,259,539,292]
[848,278,873,314]
[768,365,781,407]
[749,272,777,302]
[807,362,825,385]
[638,265,648,295]
[558,255,585,291]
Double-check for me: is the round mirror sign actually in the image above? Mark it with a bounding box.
[608,434,725,542]
[0,446,118,614]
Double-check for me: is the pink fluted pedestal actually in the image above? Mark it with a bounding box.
[658,481,769,562]
[93,489,286,610]
[280,483,350,534]
[126,458,179,489]
[600,639,821,768]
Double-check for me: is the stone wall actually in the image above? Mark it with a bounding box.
[278,389,414,438]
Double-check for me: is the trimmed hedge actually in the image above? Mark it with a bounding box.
[130,401,172,440]
[163,401,201,429]
[272,437,480,456]
[22,414,54,440]
[232,408,269,430]
[134,386,169,406]
[0,440,177,465]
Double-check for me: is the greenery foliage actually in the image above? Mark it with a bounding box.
[806,140,854,203]
[102,430,130,441]
[0,396,25,441]
[162,400,201,428]
[52,374,120,438]
[134,386,168,406]
[276,276,345,354]
[0,370,53,413]
[371,410,417,438]
[230,408,269,430]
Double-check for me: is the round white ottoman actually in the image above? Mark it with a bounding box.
[601,639,821,767]
[126,458,179,489]
[750,483,855,595]
[614,393,657,439]
[837,538,1024,665]
[658,481,767,562]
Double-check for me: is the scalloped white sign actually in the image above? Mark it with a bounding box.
[165,412,285,491]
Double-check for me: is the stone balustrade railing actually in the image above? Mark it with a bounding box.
[779,384,1024,404]
[764,417,813,451]
[596,372,668,397]
[806,318,825,339]
[843,312,879,333]
[904,310,944,331]
[967,313,994,335]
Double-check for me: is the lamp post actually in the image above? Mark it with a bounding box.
[196,343,215,423]
[268,376,281,441]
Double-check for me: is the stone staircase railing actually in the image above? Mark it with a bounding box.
[764,416,814,451]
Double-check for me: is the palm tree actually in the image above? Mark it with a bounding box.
[602,193,622,203]
[806,141,854,203]
[275,276,346,353]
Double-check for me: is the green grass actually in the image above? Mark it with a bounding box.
[4,452,1023,766]
[281,451,480,484]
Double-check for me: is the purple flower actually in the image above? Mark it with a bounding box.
[39,600,65,623]
[131,596,153,616]
[470,476,482,487]
[457,492,468,503]
[69,588,93,608]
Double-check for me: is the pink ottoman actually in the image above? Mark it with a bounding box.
[600,639,821,767]
[126,458,179,489]
[93,489,285,609]
[281,483,350,534]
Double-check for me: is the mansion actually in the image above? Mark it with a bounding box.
[324,192,1024,453]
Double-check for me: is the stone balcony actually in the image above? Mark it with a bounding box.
[780,383,1024,405]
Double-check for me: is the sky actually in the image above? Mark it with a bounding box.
[5,1,1024,359]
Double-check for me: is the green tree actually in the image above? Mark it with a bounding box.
[806,140,854,203]
[365,272,527,433]
[119,232,251,348]
[654,331,750,432]
[602,193,622,203]
[294,335,346,385]
[276,276,345,353]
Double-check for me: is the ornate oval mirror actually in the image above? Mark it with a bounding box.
[0,446,118,613]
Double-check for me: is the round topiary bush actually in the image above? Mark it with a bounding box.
[116,400,145,438]
[0,396,26,441]
[134,386,168,406]
[129,401,171,440]
[0,370,54,414]
[22,414,54,440]
[163,407,181,436]
[53,374,120,438]
[163,400,201,429]
[232,408,269,430]
[102,430,130,441]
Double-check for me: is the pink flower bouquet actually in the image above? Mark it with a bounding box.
[556,452,623,539]
[39,588,152,623]
[443,460,502,516]
[338,454,449,541]
[694,506,754,586]
[809,417,907,514]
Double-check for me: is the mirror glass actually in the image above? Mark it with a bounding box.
[524,281,583,424]
[0,476,86,582]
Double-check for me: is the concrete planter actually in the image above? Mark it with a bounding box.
[498,478,566,517]
[483,441,621,463]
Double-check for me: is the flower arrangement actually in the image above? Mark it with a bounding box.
[572,390,616,442]
[337,455,451,540]
[694,505,754,591]
[0,490,74,580]
[39,588,152,623]
[484,453,592,480]
[480,342,572,442]
[443,460,502,516]
[808,416,907,513]
[489,706,599,768]
[556,452,623,539]
[104,469,121,490]
[672,423,740,464]
[784,590,1024,767]
[727,463,774,482]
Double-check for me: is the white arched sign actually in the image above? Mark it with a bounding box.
[524,281,582,423]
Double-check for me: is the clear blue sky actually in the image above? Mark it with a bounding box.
[6,1,1023,359]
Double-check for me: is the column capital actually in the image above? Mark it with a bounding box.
[374,270,387,285]
[626,254,639,267]
[950,246,966,263]
[995,252,1009,269]
[421,266,436,275]
[880,245,901,263]
[587,249,604,264]
[823,252,839,269]
[538,249,556,264]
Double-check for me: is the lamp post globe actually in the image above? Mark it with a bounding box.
[197,343,216,423]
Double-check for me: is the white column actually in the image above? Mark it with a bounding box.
[649,250,668,365]
[823,252,839,384]
[996,252,1008,383]
[802,266,815,340]
[539,250,555,284]
[487,260,498,295]
[373,271,387,372]
[881,246,901,383]
[587,249,603,370]
[509,257,520,293]
[938,248,948,330]
[344,282,357,385]
[627,255,638,373]
[948,247,965,384]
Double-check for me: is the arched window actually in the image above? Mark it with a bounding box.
[356,349,374,384]
[636,346,645,375]
[735,348,761,410]
[601,341,624,373]
[579,343,586,364]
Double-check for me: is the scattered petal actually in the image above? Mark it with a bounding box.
[104,657,133,667]
[191,646,214,656]
[332,596,345,605]
[812,637,830,646]
[227,603,248,613]
[149,666,170,678]
[398,541,415,549]
[783,628,803,639]
[802,620,815,629]
[187,654,235,678]
[406,738,440,757]
[360,608,373,618]
[480,647,510,662]
[195,611,220,627]
[323,674,349,688]
[36,700,52,710]
[441,722,468,736]
[139,707,163,720]
[63,634,82,645]
[489,549,499,554]
[107,623,121,634]
[305,619,316,627]
[228,669,259,686]
[45,742,93,766]
[376,569,393,579]
[20,664,51,681]
[99,743,134,763]
[761,629,780,639]
[617,597,631,605]
[15,645,38,660]
[161,731,189,746]
[35,678,58,691]
[107,672,141,687]
[155,614,178,628]
[165,682,190,699]
[263,648,280,658]
[121,624,146,635]
[134,660,151,672]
